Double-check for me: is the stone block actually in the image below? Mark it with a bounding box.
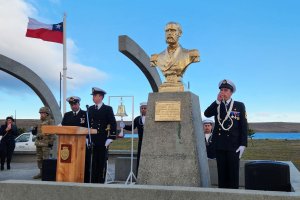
[137,92,210,187]
[115,157,137,181]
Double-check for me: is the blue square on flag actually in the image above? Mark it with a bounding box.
[52,22,63,32]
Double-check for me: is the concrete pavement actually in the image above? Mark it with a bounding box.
[1,157,300,200]
[0,151,137,183]
[0,162,38,181]
[0,161,116,182]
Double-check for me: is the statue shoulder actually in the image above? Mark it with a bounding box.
[188,49,200,62]
[188,49,199,57]
[150,54,159,67]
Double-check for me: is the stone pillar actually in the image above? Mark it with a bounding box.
[137,92,211,187]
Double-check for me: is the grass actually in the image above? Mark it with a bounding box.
[110,138,138,151]
[110,138,300,171]
[243,139,300,170]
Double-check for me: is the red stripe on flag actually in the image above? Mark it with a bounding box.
[26,28,63,44]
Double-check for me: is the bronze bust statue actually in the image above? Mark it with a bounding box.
[150,22,200,92]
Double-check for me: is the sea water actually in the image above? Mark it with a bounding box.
[253,132,300,140]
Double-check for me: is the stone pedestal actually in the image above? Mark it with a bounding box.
[158,82,184,92]
[137,92,211,187]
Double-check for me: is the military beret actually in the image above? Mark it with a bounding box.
[66,96,81,104]
[218,79,236,93]
[91,87,107,95]
[140,102,147,106]
[202,119,213,125]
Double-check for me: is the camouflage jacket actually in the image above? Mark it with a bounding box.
[35,116,55,147]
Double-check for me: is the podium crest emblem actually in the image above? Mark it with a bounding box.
[60,145,72,163]
[61,146,70,160]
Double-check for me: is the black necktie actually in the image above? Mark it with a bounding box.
[95,105,98,110]
[220,102,227,120]
[73,112,76,116]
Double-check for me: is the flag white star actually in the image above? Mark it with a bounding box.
[55,24,61,29]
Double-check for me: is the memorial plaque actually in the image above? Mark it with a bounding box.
[155,101,181,121]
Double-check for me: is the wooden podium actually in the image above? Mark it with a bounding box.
[41,125,96,183]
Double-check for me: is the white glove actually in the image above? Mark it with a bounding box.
[105,139,113,147]
[236,146,246,159]
[119,121,125,129]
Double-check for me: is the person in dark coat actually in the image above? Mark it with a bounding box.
[202,119,216,159]
[121,102,147,177]
[61,96,87,127]
[0,116,18,170]
[86,87,117,183]
[61,96,89,182]
[204,79,248,189]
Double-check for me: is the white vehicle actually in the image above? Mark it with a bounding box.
[14,132,36,152]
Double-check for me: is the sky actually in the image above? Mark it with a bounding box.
[0,0,300,122]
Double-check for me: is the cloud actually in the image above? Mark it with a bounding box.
[0,0,107,93]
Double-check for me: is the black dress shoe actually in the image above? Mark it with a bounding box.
[0,166,4,171]
[7,165,10,170]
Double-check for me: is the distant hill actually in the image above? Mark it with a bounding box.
[249,122,300,133]
[0,119,40,132]
[1,119,300,133]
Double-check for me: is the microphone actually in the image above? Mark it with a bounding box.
[85,105,93,183]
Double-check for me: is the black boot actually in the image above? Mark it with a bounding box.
[1,165,4,171]
[7,163,10,170]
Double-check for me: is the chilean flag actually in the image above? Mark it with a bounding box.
[26,18,63,44]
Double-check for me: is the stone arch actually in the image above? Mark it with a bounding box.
[118,35,162,92]
[0,54,62,124]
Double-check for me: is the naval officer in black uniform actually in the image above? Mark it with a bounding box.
[86,87,116,183]
[204,79,248,189]
[61,96,87,127]
[121,102,147,177]
[202,119,216,159]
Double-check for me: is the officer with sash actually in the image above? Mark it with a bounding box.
[204,79,248,189]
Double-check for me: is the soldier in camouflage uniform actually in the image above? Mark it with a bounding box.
[32,107,55,179]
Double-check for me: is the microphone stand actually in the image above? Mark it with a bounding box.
[86,105,93,183]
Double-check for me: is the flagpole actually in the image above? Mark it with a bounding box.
[63,13,67,114]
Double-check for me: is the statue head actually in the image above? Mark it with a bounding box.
[165,22,182,45]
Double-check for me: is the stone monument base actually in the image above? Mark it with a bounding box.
[137,92,210,187]
[158,82,184,92]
